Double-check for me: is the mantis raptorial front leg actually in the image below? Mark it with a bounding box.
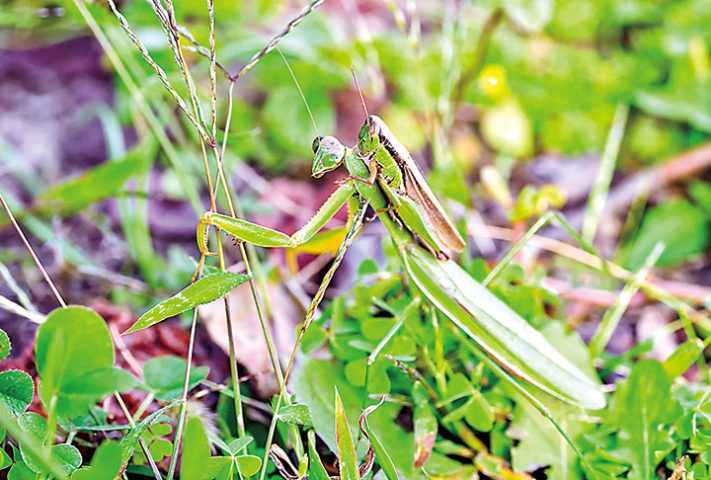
[197,181,356,256]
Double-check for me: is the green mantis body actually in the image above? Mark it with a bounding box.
[197,115,605,410]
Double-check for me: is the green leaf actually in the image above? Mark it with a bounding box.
[234,455,261,476]
[277,404,313,427]
[125,272,250,334]
[361,404,401,480]
[0,329,10,360]
[308,430,331,480]
[413,382,437,469]
[18,412,47,439]
[0,370,34,416]
[621,200,710,270]
[142,355,209,401]
[23,443,82,476]
[181,416,231,480]
[606,360,680,480]
[8,461,36,480]
[120,400,178,464]
[335,388,360,480]
[35,306,116,417]
[63,367,137,396]
[71,441,123,480]
[226,436,253,455]
[36,137,154,217]
[663,339,703,378]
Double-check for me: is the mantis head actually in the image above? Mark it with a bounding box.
[357,115,383,155]
[311,135,347,178]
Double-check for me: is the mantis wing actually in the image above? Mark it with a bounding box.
[372,116,465,254]
[401,163,466,254]
[400,244,606,410]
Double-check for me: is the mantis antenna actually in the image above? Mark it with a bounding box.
[351,69,369,118]
[277,46,319,135]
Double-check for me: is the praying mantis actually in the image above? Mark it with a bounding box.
[197,114,606,411]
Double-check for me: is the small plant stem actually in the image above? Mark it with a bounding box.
[582,103,630,243]
[166,307,200,480]
[0,192,66,308]
[133,392,156,422]
[258,201,367,480]
[589,243,665,357]
[70,0,202,213]
[114,393,163,480]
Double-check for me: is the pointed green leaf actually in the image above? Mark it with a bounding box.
[125,272,250,334]
[0,370,34,416]
[663,339,704,378]
[335,388,359,480]
[361,404,401,480]
[308,430,331,480]
[36,136,154,217]
[413,382,437,469]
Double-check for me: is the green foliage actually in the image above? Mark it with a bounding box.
[620,199,710,269]
[0,371,34,417]
[36,306,136,417]
[142,355,209,401]
[71,441,123,480]
[125,271,250,334]
[0,329,10,361]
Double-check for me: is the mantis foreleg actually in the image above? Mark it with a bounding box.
[197,182,356,255]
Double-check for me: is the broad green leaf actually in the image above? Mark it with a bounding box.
[181,416,231,480]
[63,367,137,395]
[8,461,36,480]
[607,360,680,480]
[36,137,154,217]
[621,200,710,270]
[23,443,82,476]
[278,404,313,427]
[401,246,605,410]
[142,355,209,401]
[71,441,123,480]
[0,370,34,416]
[234,455,261,476]
[0,329,10,360]
[18,412,47,439]
[0,448,10,470]
[35,306,115,416]
[335,388,359,480]
[125,272,250,334]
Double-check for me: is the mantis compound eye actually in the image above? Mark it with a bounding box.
[311,136,323,154]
